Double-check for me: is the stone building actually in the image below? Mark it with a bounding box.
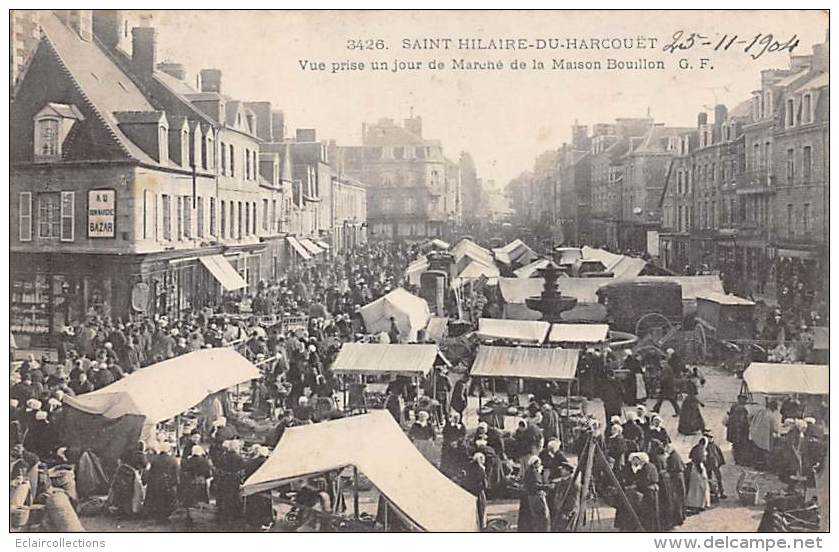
[9,11,291,346]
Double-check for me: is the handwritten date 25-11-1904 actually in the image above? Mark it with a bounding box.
[662,31,799,60]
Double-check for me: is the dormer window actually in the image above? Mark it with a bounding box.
[33,103,84,162]
[159,125,169,163]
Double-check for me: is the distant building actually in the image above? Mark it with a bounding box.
[338,116,453,240]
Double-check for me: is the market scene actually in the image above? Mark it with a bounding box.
[8,10,829,534]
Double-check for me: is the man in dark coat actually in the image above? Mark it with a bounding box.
[725,394,751,465]
[703,431,726,499]
[144,443,179,521]
[653,364,681,416]
[517,456,550,532]
[548,461,580,531]
[463,452,489,530]
[602,374,625,421]
[450,375,469,420]
[214,441,245,524]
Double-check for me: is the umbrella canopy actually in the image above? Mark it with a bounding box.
[241,411,479,532]
[359,288,431,342]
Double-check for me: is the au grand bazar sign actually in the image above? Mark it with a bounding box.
[88,189,116,238]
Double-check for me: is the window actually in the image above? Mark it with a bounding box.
[143,190,150,239]
[262,199,269,231]
[245,148,250,179]
[220,142,227,174]
[786,98,795,127]
[38,193,60,238]
[787,204,794,237]
[19,192,32,241]
[244,203,250,236]
[162,194,172,240]
[36,118,60,158]
[176,196,184,240]
[405,197,415,213]
[786,148,795,183]
[802,94,812,124]
[231,202,236,237]
[196,197,204,238]
[753,143,761,170]
[183,196,192,238]
[159,125,169,162]
[60,191,74,241]
[271,199,277,231]
[238,202,243,237]
[229,145,235,176]
[220,200,227,238]
[802,146,812,181]
[206,135,214,170]
[209,197,216,236]
[803,203,811,234]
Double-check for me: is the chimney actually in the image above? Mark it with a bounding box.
[199,69,222,93]
[56,10,93,41]
[244,101,273,141]
[131,26,157,74]
[157,62,186,80]
[714,104,728,126]
[271,110,285,141]
[296,128,316,143]
[92,10,120,49]
[697,112,708,128]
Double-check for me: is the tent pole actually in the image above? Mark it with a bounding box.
[175,414,181,457]
[353,466,360,520]
[593,437,644,531]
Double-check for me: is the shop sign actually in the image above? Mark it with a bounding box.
[88,189,116,238]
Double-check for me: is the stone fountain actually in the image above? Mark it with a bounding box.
[525,263,578,323]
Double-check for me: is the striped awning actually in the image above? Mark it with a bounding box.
[287,237,312,260]
[470,345,579,381]
[299,238,323,255]
[199,255,247,291]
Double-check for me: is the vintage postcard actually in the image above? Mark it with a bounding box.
[7,8,830,542]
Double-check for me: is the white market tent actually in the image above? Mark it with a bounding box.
[331,343,441,377]
[514,258,558,279]
[241,410,479,532]
[428,238,450,250]
[493,239,539,266]
[548,323,610,345]
[453,259,501,287]
[360,288,431,342]
[742,362,829,396]
[451,238,494,267]
[471,345,580,381]
[62,348,260,438]
[477,318,550,344]
[580,246,647,280]
[405,257,430,287]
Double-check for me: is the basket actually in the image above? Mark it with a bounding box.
[736,471,760,506]
[10,506,30,528]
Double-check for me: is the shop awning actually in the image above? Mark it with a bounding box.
[299,238,323,255]
[199,255,247,291]
[241,411,479,532]
[477,318,550,344]
[548,323,609,344]
[331,343,440,377]
[315,239,330,250]
[470,345,580,381]
[286,236,312,260]
[743,362,829,395]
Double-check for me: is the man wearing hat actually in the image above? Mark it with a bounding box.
[703,430,726,499]
[548,460,579,531]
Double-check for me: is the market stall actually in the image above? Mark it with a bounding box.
[60,348,260,475]
[470,345,584,439]
[742,362,829,397]
[547,323,610,349]
[359,288,431,342]
[493,239,539,267]
[476,317,550,345]
[240,410,479,532]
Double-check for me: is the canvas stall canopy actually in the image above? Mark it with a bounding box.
[241,410,479,532]
[453,259,501,287]
[451,238,494,267]
[633,275,724,300]
[199,255,248,291]
[331,343,441,377]
[405,257,430,287]
[427,238,450,250]
[359,288,431,342]
[742,362,829,396]
[548,323,609,345]
[298,238,324,255]
[493,239,539,266]
[60,348,259,473]
[477,318,550,344]
[580,246,647,280]
[471,345,580,381]
[425,316,449,342]
[514,258,558,279]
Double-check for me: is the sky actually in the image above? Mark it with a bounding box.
[148,10,827,186]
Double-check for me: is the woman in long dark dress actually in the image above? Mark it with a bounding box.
[214,441,245,524]
[144,443,179,521]
[180,445,213,525]
[666,444,686,526]
[678,380,706,436]
[517,456,550,532]
[648,439,674,530]
[440,412,467,478]
[242,446,273,529]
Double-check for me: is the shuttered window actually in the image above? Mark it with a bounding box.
[19,192,32,242]
[60,191,74,241]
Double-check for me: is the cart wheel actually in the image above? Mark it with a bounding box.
[694,325,707,363]
[635,312,673,341]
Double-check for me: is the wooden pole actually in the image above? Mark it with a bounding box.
[353,466,360,520]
